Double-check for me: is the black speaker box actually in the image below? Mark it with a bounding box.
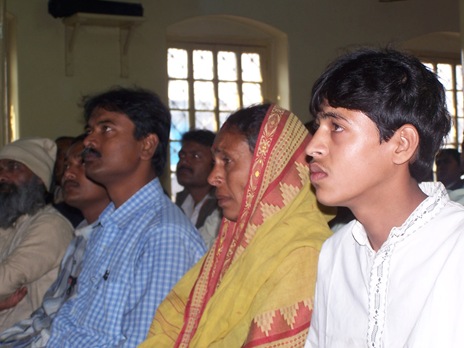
[49,0,144,18]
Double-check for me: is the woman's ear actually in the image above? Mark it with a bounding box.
[392,124,420,165]
[141,133,159,160]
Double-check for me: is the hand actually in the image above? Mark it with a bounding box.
[0,287,27,311]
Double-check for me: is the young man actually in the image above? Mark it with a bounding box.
[448,143,464,204]
[52,135,85,227]
[305,48,464,347]
[0,135,110,347]
[175,129,221,248]
[48,87,206,347]
[0,138,73,332]
[52,135,74,202]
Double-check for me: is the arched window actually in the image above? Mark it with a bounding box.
[166,16,288,198]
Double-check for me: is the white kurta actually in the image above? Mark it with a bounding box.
[306,182,464,348]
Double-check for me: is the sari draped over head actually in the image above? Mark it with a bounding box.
[139,105,333,348]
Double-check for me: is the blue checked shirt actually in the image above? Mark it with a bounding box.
[47,179,206,347]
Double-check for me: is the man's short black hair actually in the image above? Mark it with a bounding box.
[82,86,171,176]
[436,148,461,166]
[310,48,451,182]
[181,129,216,148]
[71,133,87,145]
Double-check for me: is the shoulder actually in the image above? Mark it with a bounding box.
[26,205,74,231]
[127,182,206,250]
[141,197,205,247]
[9,206,74,248]
[175,189,189,205]
[322,220,356,252]
[427,199,464,239]
[317,220,358,271]
[428,194,464,222]
[153,194,193,228]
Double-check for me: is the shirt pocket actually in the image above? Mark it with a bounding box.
[73,264,130,334]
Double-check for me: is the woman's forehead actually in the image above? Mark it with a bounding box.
[213,129,248,153]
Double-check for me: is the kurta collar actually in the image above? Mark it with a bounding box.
[351,182,449,250]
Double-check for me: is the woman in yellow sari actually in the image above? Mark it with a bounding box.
[140,104,332,347]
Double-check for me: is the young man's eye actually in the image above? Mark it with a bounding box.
[332,122,343,132]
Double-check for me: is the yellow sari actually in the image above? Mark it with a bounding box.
[140,105,333,347]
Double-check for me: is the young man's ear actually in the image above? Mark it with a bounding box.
[141,134,159,160]
[392,124,420,165]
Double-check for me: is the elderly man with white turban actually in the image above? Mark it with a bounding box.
[0,138,73,331]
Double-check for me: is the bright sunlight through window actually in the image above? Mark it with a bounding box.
[167,45,265,197]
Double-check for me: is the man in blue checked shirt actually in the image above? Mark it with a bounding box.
[47,87,206,347]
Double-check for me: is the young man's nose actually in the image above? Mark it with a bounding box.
[305,132,326,158]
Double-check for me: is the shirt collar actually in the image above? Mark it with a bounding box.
[351,182,449,248]
[75,219,100,239]
[352,220,371,247]
[98,178,161,229]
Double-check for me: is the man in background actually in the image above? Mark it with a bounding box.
[445,144,464,204]
[176,129,221,248]
[0,138,73,331]
[435,148,464,190]
[52,136,84,227]
[52,136,74,202]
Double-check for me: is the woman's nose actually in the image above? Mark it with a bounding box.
[208,165,222,186]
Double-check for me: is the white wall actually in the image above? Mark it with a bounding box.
[6,0,460,139]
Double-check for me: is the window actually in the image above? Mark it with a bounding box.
[167,44,266,198]
[422,59,463,149]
